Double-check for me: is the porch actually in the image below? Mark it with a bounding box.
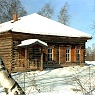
[12,39,48,72]
[11,59,42,72]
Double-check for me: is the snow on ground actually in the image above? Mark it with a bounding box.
[85,61,95,66]
[0,61,95,95]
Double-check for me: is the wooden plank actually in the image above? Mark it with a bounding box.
[53,46,56,62]
[71,46,75,62]
[44,46,48,62]
[80,49,84,63]
[56,47,59,63]
[59,45,66,64]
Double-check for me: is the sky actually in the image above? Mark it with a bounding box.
[20,0,95,48]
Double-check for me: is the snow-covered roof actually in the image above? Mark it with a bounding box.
[18,39,48,47]
[0,13,92,38]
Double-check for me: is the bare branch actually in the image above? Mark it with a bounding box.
[0,0,27,23]
[58,2,70,25]
[38,3,54,19]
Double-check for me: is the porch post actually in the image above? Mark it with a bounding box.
[59,46,61,64]
[25,47,28,70]
[40,48,43,71]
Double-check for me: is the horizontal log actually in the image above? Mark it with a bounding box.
[0,49,12,52]
[1,52,11,58]
[0,44,12,48]
[0,39,12,43]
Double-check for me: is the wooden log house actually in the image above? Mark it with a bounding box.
[0,13,92,72]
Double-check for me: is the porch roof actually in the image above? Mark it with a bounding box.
[18,39,48,47]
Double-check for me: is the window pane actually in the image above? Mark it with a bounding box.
[66,48,70,62]
[48,48,52,61]
[48,48,52,53]
[76,49,80,62]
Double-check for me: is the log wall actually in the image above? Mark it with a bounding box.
[0,37,13,71]
[11,40,21,71]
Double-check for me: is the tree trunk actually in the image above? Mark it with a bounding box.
[0,57,26,95]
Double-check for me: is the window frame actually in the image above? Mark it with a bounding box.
[48,48,52,62]
[66,47,71,62]
[76,49,80,62]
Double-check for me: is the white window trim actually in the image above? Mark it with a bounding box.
[48,48,53,62]
[66,47,71,62]
[75,46,81,62]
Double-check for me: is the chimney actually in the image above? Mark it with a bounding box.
[13,14,18,22]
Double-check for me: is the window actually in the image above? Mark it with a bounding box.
[66,48,70,62]
[76,49,80,62]
[29,48,40,61]
[48,48,52,61]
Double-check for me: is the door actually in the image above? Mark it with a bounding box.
[29,47,41,69]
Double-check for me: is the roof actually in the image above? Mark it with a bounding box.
[0,13,92,38]
[18,39,48,47]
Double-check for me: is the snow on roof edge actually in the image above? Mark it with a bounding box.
[18,39,48,47]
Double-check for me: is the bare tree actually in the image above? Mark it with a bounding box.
[92,43,95,60]
[86,47,92,61]
[0,57,26,95]
[37,3,54,19]
[86,44,95,61]
[58,2,70,25]
[0,0,27,23]
[73,66,95,95]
